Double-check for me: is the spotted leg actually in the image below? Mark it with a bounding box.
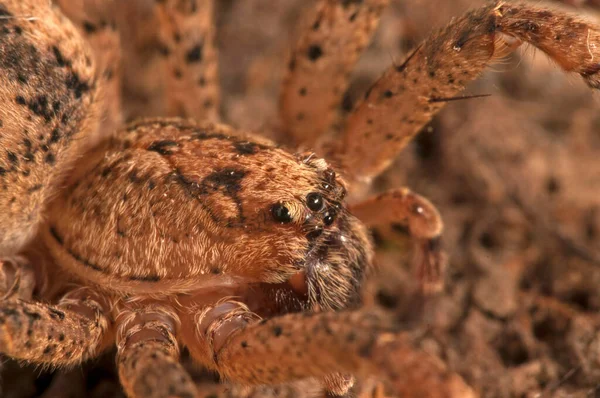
[351,188,445,293]
[327,1,600,185]
[183,302,474,398]
[116,305,197,398]
[153,0,220,121]
[279,0,389,148]
[55,0,123,138]
[0,287,110,366]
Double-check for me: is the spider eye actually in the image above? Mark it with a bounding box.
[271,203,293,224]
[323,210,336,226]
[306,192,324,212]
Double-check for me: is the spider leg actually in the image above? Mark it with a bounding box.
[153,0,220,122]
[0,287,110,366]
[351,188,445,293]
[116,305,197,398]
[328,1,600,185]
[184,302,473,398]
[55,0,123,138]
[279,0,389,148]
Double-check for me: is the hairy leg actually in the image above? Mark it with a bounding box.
[0,0,99,254]
[0,287,110,366]
[279,0,389,148]
[116,304,197,398]
[55,0,123,138]
[329,1,600,184]
[184,302,474,398]
[153,0,220,121]
[351,188,445,293]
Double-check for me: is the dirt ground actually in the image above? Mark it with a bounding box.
[2,0,600,397]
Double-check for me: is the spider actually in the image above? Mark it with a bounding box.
[0,0,599,397]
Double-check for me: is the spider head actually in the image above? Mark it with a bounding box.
[237,151,373,313]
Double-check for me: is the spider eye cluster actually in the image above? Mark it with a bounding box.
[306,192,324,211]
[323,211,335,226]
[271,203,293,224]
[270,192,337,226]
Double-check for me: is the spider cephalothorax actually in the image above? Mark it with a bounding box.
[45,118,372,312]
[0,1,599,397]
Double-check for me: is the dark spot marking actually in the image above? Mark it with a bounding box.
[233,141,261,155]
[307,45,323,61]
[65,72,91,99]
[157,43,171,57]
[376,290,399,309]
[23,309,42,321]
[185,43,203,63]
[52,46,69,67]
[50,129,60,143]
[45,153,55,165]
[7,151,18,165]
[479,231,496,250]
[48,308,65,321]
[341,0,363,8]
[241,341,248,348]
[358,340,375,358]
[15,96,26,105]
[82,21,97,34]
[346,331,356,342]
[272,325,283,337]
[147,140,179,156]
[27,184,43,193]
[383,90,393,98]
[128,169,143,183]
